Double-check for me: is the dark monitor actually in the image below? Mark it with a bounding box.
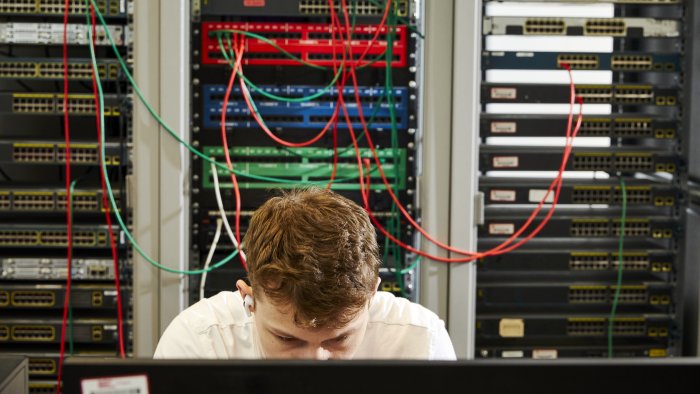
[63,357,700,394]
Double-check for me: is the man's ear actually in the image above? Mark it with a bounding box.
[236,279,255,313]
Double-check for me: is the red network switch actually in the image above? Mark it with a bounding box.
[201,21,407,67]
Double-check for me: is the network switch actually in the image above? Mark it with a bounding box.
[0,224,116,248]
[0,257,116,280]
[479,146,680,174]
[476,314,673,339]
[482,83,677,106]
[201,21,407,67]
[481,211,678,240]
[483,16,679,37]
[2,141,123,165]
[0,22,124,45]
[202,85,409,130]
[483,52,681,72]
[0,284,123,310]
[479,177,679,207]
[0,58,121,80]
[0,319,125,344]
[198,0,408,18]
[480,114,678,139]
[476,345,671,359]
[0,0,126,17]
[476,248,674,279]
[202,146,407,190]
[1,93,122,115]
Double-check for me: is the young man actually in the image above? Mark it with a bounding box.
[154,187,456,360]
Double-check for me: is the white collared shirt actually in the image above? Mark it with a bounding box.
[153,291,456,360]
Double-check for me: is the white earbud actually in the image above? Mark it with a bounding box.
[243,294,254,318]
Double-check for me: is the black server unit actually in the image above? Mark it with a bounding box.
[0,0,134,392]
[477,0,690,359]
[188,1,421,303]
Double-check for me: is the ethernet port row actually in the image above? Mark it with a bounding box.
[611,254,650,270]
[576,87,613,103]
[611,55,652,70]
[0,231,39,245]
[12,97,55,113]
[585,19,626,36]
[579,120,610,136]
[614,155,653,171]
[11,290,55,307]
[613,320,646,335]
[13,193,54,210]
[56,147,99,163]
[28,358,56,375]
[59,98,96,114]
[57,193,99,211]
[612,220,650,236]
[570,220,609,237]
[615,87,654,104]
[614,119,652,137]
[524,19,566,35]
[572,154,611,171]
[569,254,609,270]
[567,320,606,336]
[0,61,37,78]
[611,287,648,303]
[13,146,55,163]
[11,325,55,341]
[0,1,34,13]
[572,187,611,204]
[297,1,386,16]
[614,187,651,204]
[557,54,599,70]
[569,287,607,303]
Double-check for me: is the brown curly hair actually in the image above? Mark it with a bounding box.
[242,187,380,329]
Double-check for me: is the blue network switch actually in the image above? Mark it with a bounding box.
[202,84,409,130]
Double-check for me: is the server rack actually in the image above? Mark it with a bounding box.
[0,0,134,391]
[475,0,691,359]
[187,1,422,304]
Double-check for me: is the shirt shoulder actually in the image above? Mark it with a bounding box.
[153,291,257,359]
[359,292,456,360]
[176,291,250,334]
[368,291,441,328]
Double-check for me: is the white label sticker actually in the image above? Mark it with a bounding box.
[82,374,149,394]
[491,87,517,100]
[499,318,525,338]
[104,290,118,296]
[493,156,519,168]
[490,121,517,134]
[489,223,515,235]
[104,325,118,331]
[533,349,558,359]
[502,350,524,358]
[490,189,516,202]
[528,189,554,203]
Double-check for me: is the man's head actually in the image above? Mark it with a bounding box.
[237,187,381,359]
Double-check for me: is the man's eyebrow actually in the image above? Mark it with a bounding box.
[322,329,356,343]
[268,328,301,340]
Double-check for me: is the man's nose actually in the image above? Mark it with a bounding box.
[304,346,330,360]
